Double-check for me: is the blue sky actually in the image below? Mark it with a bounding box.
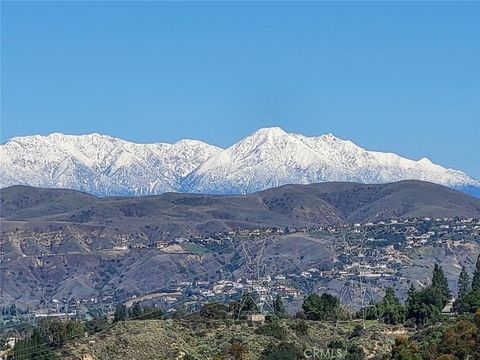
[1,2,479,178]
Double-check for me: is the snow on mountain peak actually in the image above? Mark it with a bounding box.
[187,128,479,194]
[252,126,288,137]
[0,129,478,196]
[318,132,340,141]
[0,133,221,196]
[418,157,433,165]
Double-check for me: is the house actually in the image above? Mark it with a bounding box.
[247,314,266,323]
[154,241,169,249]
[442,298,457,316]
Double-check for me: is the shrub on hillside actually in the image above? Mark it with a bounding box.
[291,320,309,336]
[260,342,303,360]
[256,321,288,341]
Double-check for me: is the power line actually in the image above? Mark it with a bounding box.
[9,226,374,358]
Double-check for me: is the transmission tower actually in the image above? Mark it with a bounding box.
[236,237,274,318]
[329,226,376,327]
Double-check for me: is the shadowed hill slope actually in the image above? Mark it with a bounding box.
[1,180,480,231]
[260,180,480,222]
[1,181,480,308]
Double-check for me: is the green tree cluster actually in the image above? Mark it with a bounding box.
[260,341,303,360]
[12,319,85,360]
[390,336,422,360]
[431,263,452,304]
[389,309,480,359]
[454,255,480,314]
[344,345,365,360]
[113,304,128,322]
[406,264,451,325]
[302,293,341,321]
[365,287,405,325]
[36,318,86,346]
[113,303,163,322]
[129,302,143,318]
[273,294,287,318]
[12,329,56,360]
[199,302,228,319]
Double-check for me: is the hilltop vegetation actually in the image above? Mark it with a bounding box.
[7,260,480,359]
[61,318,398,360]
[9,314,480,360]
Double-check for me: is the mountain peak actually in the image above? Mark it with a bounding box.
[319,133,341,141]
[418,157,433,165]
[1,128,478,197]
[46,132,107,139]
[251,127,288,137]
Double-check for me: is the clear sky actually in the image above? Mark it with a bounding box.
[1,2,479,178]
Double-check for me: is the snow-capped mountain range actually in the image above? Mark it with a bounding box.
[1,127,479,197]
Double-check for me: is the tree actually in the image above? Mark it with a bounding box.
[36,318,85,346]
[302,293,340,321]
[454,266,470,313]
[364,300,379,320]
[406,264,453,325]
[291,320,309,336]
[363,287,405,325]
[344,345,365,360]
[471,254,480,292]
[461,290,480,314]
[236,293,260,317]
[350,325,364,338]
[376,287,405,325]
[273,295,287,318]
[85,317,109,334]
[458,266,471,298]
[431,263,451,307]
[437,319,478,359]
[140,306,163,320]
[114,304,128,322]
[9,303,17,316]
[200,302,228,319]
[129,302,143,319]
[406,285,421,324]
[256,321,288,341]
[422,285,445,311]
[406,285,441,325]
[460,254,480,313]
[260,341,303,360]
[390,336,422,360]
[12,329,56,360]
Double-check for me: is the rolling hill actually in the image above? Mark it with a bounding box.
[2,180,480,230]
[1,180,479,308]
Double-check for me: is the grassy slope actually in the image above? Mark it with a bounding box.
[61,319,407,360]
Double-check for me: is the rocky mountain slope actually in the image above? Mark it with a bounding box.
[1,128,478,196]
[186,127,479,195]
[0,133,221,196]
